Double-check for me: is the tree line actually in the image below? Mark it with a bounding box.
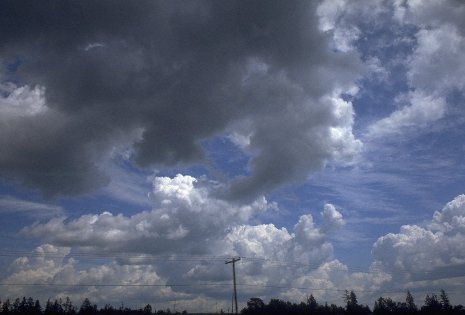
[1,289,464,315]
[0,297,184,315]
[241,290,465,315]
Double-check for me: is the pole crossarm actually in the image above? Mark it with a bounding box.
[225,257,241,314]
[225,257,241,265]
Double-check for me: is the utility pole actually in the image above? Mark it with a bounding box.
[225,257,241,314]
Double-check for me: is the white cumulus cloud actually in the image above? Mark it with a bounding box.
[7,174,355,310]
[372,194,465,294]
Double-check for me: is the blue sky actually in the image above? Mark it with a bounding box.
[1,0,465,312]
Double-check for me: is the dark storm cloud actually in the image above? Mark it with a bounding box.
[0,0,362,198]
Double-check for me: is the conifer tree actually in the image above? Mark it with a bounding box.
[440,289,451,310]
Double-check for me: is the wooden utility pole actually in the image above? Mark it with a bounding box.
[225,257,241,314]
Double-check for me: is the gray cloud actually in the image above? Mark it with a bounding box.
[0,0,362,198]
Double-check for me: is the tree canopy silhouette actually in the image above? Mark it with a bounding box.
[1,290,465,315]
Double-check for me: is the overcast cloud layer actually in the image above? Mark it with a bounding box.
[1,0,465,312]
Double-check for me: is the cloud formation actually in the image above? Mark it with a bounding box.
[23,174,271,254]
[8,174,350,309]
[367,0,465,137]
[373,194,465,284]
[22,174,341,268]
[0,195,62,218]
[7,173,465,309]
[317,0,465,138]
[0,1,363,199]
[2,1,465,311]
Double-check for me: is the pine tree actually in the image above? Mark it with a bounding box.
[307,294,317,310]
[440,289,451,310]
[2,299,11,314]
[34,300,42,315]
[79,298,97,315]
[12,298,21,313]
[143,304,153,315]
[63,297,75,314]
[44,299,53,315]
[406,290,417,312]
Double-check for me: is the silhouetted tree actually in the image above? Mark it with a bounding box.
[12,298,21,314]
[440,290,451,311]
[344,290,357,314]
[143,304,153,315]
[242,298,265,315]
[44,299,65,315]
[374,297,387,315]
[78,298,97,315]
[452,304,465,315]
[405,290,417,313]
[267,298,288,314]
[34,299,43,315]
[5,290,465,315]
[44,300,53,315]
[307,294,318,311]
[12,297,40,315]
[344,290,370,315]
[62,297,75,315]
[100,304,114,315]
[421,294,441,315]
[2,299,11,314]
[374,297,402,315]
[25,297,35,314]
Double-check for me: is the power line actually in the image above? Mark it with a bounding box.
[0,282,463,294]
[0,252,233,262]
[1,250,465,278]
[1,281,464,309]
[0,283,230,288]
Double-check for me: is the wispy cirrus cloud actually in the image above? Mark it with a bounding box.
[0,195,62,218]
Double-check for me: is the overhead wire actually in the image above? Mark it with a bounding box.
[0,250,464,299]
[0,282,463,295]
[0,250,464,278]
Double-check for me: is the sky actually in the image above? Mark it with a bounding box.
[1,0,465,312]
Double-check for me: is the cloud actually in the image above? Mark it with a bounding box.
[367,91,447,137]
[316,0,386,53]
[407,24,465,94]
[372,194,465,284]
[2,244,181,309]
[0,195,62,218]
[393,0,465,33]
[0,82,46,117]
[99,162,153,207]
[321,203,345,232]
[318,0,465,139]
[8,174,352,309]
[22,174,271,254]
[10,179,465,308]
[366,0,465,138]
[0,1,363,198]
[22,175,340,265]
[226,92,362,200]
